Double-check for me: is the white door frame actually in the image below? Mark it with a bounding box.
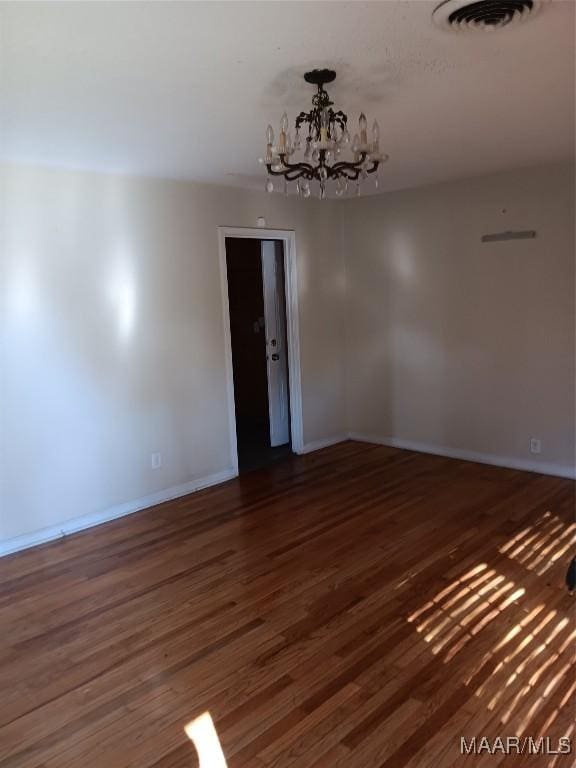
[217,226,304,473]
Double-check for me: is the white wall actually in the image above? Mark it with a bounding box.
[2,161,573,551]
[0,164,347,544]
[343,163,575,476]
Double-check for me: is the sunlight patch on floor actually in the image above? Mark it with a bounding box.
[500,511,576,576]
[407,563,525,661]
[406,540,574,744]
[185,712,228,768]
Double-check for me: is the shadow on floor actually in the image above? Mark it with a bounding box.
[237,423,293,474]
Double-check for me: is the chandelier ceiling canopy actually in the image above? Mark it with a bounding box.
[261,69,388,199]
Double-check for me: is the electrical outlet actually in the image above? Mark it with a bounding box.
[529,438,541,455]
[151,452,162,469]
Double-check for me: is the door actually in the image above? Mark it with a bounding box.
[261,241,290,447]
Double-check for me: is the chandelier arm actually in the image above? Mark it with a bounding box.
[327,158,380,182]
[265,161,317,182]
[365,161,380,175]
[329,153,369,174]
[328,162,360,175]
[276,156,315,173]
[331,166,362,182]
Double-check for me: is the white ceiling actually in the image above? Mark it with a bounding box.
[1,1,574,193]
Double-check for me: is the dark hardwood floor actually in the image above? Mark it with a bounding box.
[0,441,574,767]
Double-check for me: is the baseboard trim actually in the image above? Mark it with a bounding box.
[0,468,238,558]
[296,434,348,455]
[4,434,572,558]
[348,433,576,480]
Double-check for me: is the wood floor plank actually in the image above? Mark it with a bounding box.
[0,441,573,767]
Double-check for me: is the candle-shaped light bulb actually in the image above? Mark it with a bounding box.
[359,113,368,146]
[279,113,288,152]
[371,122,380,157]
[266,124,274,145]
[352,133,360,163]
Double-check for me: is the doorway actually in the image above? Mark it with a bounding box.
[224,236,293,473]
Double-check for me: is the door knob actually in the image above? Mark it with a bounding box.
[271,353,280,361]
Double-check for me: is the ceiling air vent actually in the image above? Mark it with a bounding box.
[432,0,544,31]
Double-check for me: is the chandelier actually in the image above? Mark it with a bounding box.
[261,69,387,199]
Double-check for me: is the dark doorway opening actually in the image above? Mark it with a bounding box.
[225,237,292,473]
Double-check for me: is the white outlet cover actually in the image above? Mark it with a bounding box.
[529,439,541,455]
[151,452,162,469]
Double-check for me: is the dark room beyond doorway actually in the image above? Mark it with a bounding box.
[225,237,292,473]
